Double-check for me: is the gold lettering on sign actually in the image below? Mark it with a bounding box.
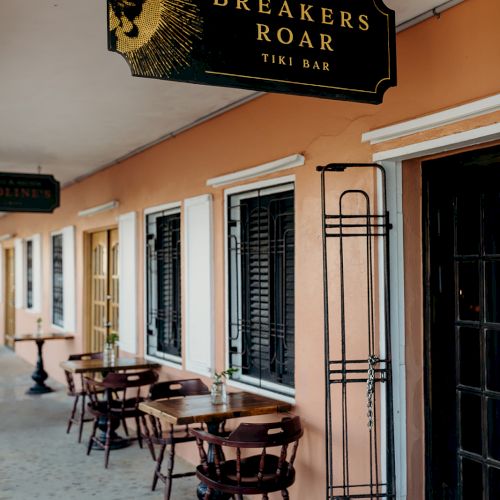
[277,27,293,44]
[300,4,314,22]
[320,33,333,51]
[278,0,293,18]
[321,7,333,25]
[236,0,251,11]
[299,30,313,48]
[340,11,353,28]
[258,0,271,14]
[257,23,272,41]
[359,15,369,31]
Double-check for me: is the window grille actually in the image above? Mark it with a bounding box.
[52,234,64,327]
[146,210,181,361]
[228,183,295,394]
[26,240,33,309]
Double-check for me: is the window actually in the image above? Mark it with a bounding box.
[25,240,33,309]
[146,209,182,362]
[52,233,64,327]
[228,182,295,395]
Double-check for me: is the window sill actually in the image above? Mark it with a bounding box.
[227,379,296,405]
[144,353,182,370]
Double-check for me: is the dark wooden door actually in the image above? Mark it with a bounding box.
[424,145,500,499]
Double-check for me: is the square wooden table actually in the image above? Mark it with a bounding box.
[139,391,292,427]
[11,332,74,394]
[139,391,292,499]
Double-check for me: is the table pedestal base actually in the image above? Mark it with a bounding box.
[92,416,130,450]
[26,339,53,395]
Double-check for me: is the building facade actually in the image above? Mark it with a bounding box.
[1,0,500,497]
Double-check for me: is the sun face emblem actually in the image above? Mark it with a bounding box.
[108,0,202,77]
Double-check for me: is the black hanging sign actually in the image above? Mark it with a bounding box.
[108,0,396,104]
[0,173,60,213]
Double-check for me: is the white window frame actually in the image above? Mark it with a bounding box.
[24,234,42,313]
[50,226,76,332]
[143,201,183,367]
[224,175,296,402]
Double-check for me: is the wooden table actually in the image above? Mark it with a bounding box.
[60,356,160,375]
[139,391,292,499]
[11,332,74,395]
[60,356,160,449]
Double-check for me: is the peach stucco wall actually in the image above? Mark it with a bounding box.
[1,0,499,498]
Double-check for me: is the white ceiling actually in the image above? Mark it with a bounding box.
[0,0,454,186]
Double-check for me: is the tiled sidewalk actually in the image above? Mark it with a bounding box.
[0,347,198,500]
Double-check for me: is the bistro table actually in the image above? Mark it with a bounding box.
[60,356,160,449]
[139,390,292,499]
[11,332,74,395]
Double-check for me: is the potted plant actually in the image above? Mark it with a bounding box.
[211,368,238,405]
[36,317,43,336]
[103,331,119,364]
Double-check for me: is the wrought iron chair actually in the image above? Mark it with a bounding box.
[140,378,210,500]
[191,416,303,500]
[85,369,159,468]
[63,351,103,443]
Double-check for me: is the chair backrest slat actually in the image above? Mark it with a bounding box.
[149,378,209,401]
[192,416,303,488]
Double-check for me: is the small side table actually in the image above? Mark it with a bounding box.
[11,333,74,395]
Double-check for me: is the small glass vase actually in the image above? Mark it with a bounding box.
[36,323,43,336]
[103,342,118,364]
[210,381,227,405]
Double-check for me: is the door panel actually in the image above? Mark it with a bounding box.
[87,229,119,352]
[4,248,15,348]
[424,145,500,499]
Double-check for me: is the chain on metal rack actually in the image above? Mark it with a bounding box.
[366,355,380,430]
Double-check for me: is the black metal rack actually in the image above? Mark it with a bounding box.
[317,163,396,500]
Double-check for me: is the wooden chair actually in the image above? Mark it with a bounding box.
[191,416,303,500]
[85,369,159,468]
[140,378,210,500]
[63,351,103,443]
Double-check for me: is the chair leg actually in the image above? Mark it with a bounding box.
[87,419,98,456]
[135,416,143,448]
[152,443,167,491]
[141,415,156,460]
[77,393,86,443]
[104,418,112,468]
[262,494,269,500]
[164,443,175,500]
[67,395,79,434]
[121,417,129,437]
[281,490,289,499]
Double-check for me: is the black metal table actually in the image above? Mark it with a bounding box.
[11,332,74,394]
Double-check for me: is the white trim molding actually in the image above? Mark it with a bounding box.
[362,93,500,145]
[207,154,304,188]
[373,123,500,162]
